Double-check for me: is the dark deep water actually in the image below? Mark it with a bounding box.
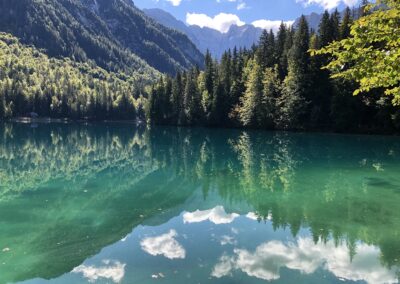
[0,122,399,284]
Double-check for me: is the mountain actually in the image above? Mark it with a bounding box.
[294,8,363,32]
[0,0,204,74]
[145,8,362,59]
[144,8,263,58]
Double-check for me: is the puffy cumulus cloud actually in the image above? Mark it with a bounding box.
[296,0,359,10]
[186,12,294,34]
[72,260,126,283]
[186,13,245,33]
[140,230,186,259]
[183,206,239,224]
[211,238,399,284]
[252,20,295,32]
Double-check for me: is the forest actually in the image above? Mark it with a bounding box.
[0,0,399,134]
[148,1,400,133]
[0,0,203,74]
[0,33,151,120]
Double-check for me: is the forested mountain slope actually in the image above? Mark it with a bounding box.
[0,33,149,119]
[0,0,204,74]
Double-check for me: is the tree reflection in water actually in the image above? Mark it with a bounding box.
[0,123,399,283]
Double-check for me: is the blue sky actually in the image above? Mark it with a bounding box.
[135,0,359,32]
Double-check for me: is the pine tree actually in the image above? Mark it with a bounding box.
[260,67,281,128]
[319,11,333,47]
[164,77,173,122]
[183,71,198,125]
[171,72,183,124]
[238,58,264,127]
[340,7,353,40]
[257,29,276,69]
[218,50,232,124]
[308,32,332,128]
[230,47,246,118]
[278,16,310,129]
[276,22,288,79]
[330,9,341,41]
[147,86,157,124]
[204,50,214,97]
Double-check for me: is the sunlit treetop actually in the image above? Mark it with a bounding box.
[311,0,400,105]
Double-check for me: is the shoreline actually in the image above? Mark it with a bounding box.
[3,117,400,137]
[9,117,145,125]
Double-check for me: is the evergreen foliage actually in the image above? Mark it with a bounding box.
[0,33,149,120]
[1,1,398,134]
[0,0,204,75]
[149,5,400,133]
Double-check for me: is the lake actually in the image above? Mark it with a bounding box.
[0,123,399,284]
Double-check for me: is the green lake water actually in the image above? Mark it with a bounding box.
[0,123,399,284]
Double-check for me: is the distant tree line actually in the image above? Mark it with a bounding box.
[0,33,148,120]
[148,4,400,133]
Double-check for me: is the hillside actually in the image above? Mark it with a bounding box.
[0,33,150,119]
[0,0,204,74]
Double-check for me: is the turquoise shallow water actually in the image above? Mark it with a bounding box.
[0,123,399,284]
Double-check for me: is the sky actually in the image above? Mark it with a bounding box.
[134,0,360,32]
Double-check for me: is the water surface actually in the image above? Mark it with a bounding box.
[0,123,399,284]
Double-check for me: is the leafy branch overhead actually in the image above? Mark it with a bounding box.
[311,0,400,105]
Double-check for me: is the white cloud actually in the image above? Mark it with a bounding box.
[212,254,236,278]
[140,230,186,259]
[166,0,182,6]
[72,260,126,283]
[186,12,294,34]
[212,238,399,284]
[296,0,358,10]
[252,20,295,32]
[183,206,239,224]
[186,13,245,33]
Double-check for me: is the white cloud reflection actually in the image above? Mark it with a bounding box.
[183,206,239,224]
[140,230,186,259]
[212,238,399,284]
[72,259,126,283]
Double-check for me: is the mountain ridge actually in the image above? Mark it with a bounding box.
[0,0,204,75]
[143,8,356,58]
[144,8,264,58]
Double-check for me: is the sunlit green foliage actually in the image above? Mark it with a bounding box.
[312,0,400,105]
[0,33,152,120]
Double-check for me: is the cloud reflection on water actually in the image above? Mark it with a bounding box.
[140,229,186,259]
[72,259,126,283]
[183,206,239,224]
[212,237,399,284]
